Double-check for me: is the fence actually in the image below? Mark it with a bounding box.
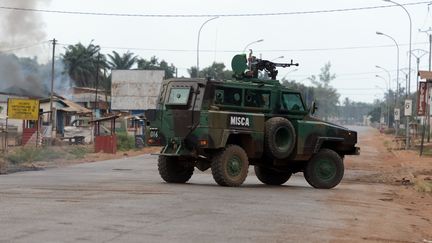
[0,118,20,153]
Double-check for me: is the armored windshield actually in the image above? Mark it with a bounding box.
[167,87,191,105]
[281,93,305,111]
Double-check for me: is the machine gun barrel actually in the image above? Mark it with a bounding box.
[273,60,299,68]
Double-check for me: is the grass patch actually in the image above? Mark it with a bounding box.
[5,145,92,164]
[422,147,432,156]
[116,132,136,151]
[414,179,432,193]
[66,146,91,159]
[6,147,46,164]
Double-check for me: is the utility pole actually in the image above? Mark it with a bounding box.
[400,69,410,149]
[49,38,57,139]
[94,54,100,118]
[419,27,432,142]
[411,49,428,123]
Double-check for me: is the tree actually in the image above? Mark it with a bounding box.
[281,79,315,107]
[308,62,340,120]
[368,106,382,123]
[339,97,375,125]
[107,51,137,70]
[62,42,107,87]
[188,62,233,80]
[188,66,198,78]
[137,56,176,78]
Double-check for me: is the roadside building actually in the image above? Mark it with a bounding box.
[39,95,92,136]
[70,87,110,118]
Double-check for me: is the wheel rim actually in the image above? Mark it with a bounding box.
[314,159,336,181]
[227,155,242,177]
[275,127,291,151]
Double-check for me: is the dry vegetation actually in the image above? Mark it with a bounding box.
[0,145,161,174]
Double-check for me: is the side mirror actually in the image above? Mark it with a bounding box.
[310,101,318,115]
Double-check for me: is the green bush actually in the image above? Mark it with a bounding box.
[6,147,45,164]
[5,146,92,164]
[67,146,91,159]
[116,132,135,151]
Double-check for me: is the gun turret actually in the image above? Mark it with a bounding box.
[231,51,299,81]
[252,59,299,80]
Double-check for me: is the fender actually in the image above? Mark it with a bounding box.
[313,137,344,154]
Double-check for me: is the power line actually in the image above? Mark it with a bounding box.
[0,2,430,18]
[0,41,49,53]
[56,41,428,54]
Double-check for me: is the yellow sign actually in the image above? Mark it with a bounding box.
[7,98,40,120]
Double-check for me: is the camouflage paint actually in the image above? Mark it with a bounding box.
[146,77,359,163]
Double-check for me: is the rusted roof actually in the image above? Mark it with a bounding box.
[58,99,92,114]
[39,95,92,114]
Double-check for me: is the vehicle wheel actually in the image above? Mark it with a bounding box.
[254,166,291,185]
[304,149,344,189]
[211,145,249,187]
[158,156,194,183]
[264,117,296,159]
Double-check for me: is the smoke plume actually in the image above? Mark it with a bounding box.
[0,54,70,97]
[0,0,72,98]
[0,0,51,49]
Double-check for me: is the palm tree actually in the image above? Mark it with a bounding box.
[107,51,137,70]
[62,42,107,87]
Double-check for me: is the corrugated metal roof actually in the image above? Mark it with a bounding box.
[57,99,92,114]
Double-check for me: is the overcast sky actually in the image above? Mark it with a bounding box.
[2,0,432,103]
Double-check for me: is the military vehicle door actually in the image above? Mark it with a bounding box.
[159,80,205,138]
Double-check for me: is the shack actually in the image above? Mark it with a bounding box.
[39,95,92,140]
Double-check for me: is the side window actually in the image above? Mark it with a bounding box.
[214,87,242,106]
[244,89,271,108]
[281,93,305,111]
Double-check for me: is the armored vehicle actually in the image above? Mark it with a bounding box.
[145,52,359,188]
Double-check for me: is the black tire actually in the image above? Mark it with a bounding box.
[254,166,292,185]
[264,117,296,159]
[211,145,249,187]
[304,149,344,189]
[158,156,194,183]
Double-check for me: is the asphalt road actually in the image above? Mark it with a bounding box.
[0,127,429,243]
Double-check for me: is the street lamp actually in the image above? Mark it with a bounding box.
[376,31,400,103]
[383,0,412,95]
[383,0,412,149]
[376,74,390,127]
[242,39,264,53]
[197,16,219,77]
[375,65,391,91]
